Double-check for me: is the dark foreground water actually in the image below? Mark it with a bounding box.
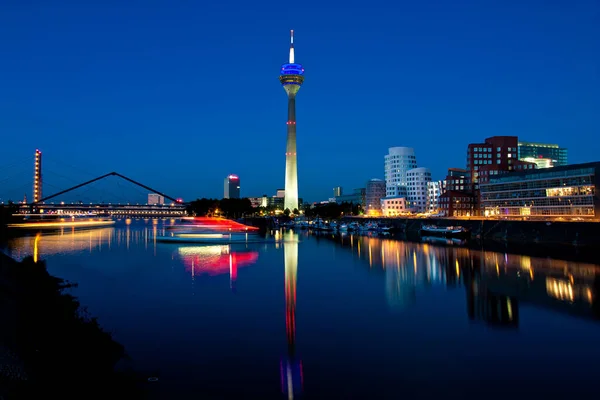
[4,219,600,399]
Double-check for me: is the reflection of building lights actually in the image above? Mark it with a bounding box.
[9,228,115,260]
[546,278,574,302]
[177,245,258,277]
[335,234,600,319]
[33,233,40,263]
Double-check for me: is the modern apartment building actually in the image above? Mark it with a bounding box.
[518,141,568,167]
[467,136,536,214]
[148,193,164,205]
[335,188,366,208]
[381,196,411,216]
[426,180,446,213]
[438,168,475,217]
[384,147,417,197]
[224,175,241,199]
[406,167,431,213]
[480,162,600,219]
[365,179,386,216]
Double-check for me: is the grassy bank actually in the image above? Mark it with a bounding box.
[0,253,144,399]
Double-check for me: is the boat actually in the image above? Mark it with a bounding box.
[419,224,469,238]
[159,216,269,244]
[157,231,272,244]
[7,212,115,230]
[166,217,260,233]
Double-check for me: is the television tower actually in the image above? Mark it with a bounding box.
[279,30,304,212]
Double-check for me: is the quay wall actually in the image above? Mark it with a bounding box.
[343,217,600,248]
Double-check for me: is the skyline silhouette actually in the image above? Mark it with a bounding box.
[1,0,598,203]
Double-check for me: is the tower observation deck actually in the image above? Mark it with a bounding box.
[279,30,304,213]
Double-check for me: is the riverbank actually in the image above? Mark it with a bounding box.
[0,252,144,399]
[344,216,600,248]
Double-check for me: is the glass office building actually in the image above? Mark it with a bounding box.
[480,162,600,219]
[518,142,568,167]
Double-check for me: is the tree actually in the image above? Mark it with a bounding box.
[187,198,255,219]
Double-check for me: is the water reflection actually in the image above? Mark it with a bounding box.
[5,221,168,260]
[6,227,116,260]
[282,230,302,399]
[176,245,259,291]
[333,234,600,326]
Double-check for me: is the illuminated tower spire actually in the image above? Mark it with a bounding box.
[279,30,304,213]
[33,149,42,203]
[289,29,295,63]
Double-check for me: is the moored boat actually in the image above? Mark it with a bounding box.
[419,224,469,238]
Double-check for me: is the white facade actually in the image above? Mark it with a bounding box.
[426,181,445,213]
[384,147,417,197]
[148,193,164,205]
[381,196,410,216]
[406,167,431,213]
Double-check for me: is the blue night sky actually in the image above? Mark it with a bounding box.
[0,0,598,204]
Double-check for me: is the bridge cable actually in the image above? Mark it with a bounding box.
[0,181,33,202]
[43,168,129,204]
[42,181,99,205]
[44,158,100,179]
[42,170,106,205]
[0,156,33,174]
[116,178,151,203]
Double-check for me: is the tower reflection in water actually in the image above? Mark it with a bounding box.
[335,234,600,327]
[281,230,303,399]
[177,245,259,291]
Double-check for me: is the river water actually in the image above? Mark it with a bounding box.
[3,219,600,399]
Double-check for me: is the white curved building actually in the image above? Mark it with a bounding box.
[384,147,417,197]
[406,167,432,212]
